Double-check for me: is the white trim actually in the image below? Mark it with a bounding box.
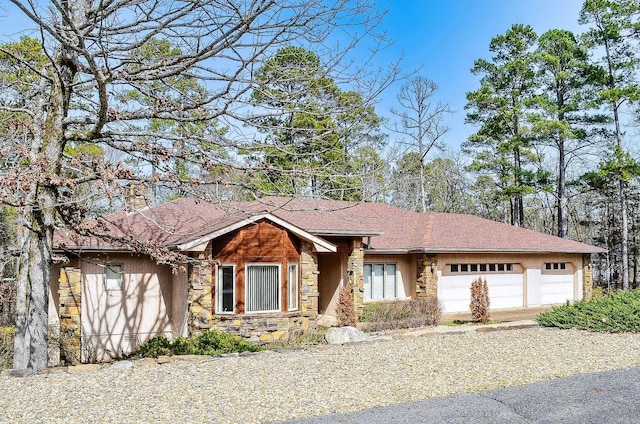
[104,263,124,291]
[176,213,337,253]
[288,263,299,311]
[363,262,399,301]
[245,262,281,314]
[215,264,235,314]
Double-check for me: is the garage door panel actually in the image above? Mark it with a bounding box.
[540,276,574,305]
[439,273,523,313]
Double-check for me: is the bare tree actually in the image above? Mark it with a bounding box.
[390,76,451,212]
[0,0,400,370]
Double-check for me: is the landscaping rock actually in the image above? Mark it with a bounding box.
[109,360,135,370]
[324,326,367,345]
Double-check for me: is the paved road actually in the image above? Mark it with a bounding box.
[285,366,640,423]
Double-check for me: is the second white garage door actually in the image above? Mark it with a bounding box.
[540,263,575,305]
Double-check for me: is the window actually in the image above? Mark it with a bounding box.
[363,263,397,301]
[449,263,515,274]
[245,264,280,313]
[288,264,298,311]
[545,262,567,271]
[105,264,123,291]
[216,265,235,314]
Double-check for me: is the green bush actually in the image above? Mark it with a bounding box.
[192,330,262,355]
[134,330,263,358]
[358,298,442,332]
[537,289,640,332]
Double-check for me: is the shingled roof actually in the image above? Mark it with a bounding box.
[55,197,604,254]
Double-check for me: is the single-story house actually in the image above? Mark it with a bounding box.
[51,197,603,362]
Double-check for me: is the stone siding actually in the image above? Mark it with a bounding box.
[416,254,438,298]
[347,239,364,314]
[210,313,310,343]
[582,254,593,301]
[187,245,213,335]
[58,265,82,365]
[299,241,319,321]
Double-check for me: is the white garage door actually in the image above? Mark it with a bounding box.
[540,263,574,305]
[439,272,524,313]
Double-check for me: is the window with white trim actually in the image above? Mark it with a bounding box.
[288,263,298,311]
[105,264,123,291]
[245,264,281,313]
[216,265,235,313]
[363,263,397,301]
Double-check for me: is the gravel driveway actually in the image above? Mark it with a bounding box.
[1,327,640,423]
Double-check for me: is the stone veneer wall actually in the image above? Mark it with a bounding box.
[210,314,310,344]
[299,241,319,322]
[58,265,82,364]
[582,254,593,301]
[348,239,364,315]
[187,245,213,336]
[416,254,438,298]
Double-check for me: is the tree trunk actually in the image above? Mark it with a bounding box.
[13,206,53,370]
[512,147,523,227]
[557,136,568,238]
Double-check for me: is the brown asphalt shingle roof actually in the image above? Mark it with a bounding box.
[55,197,604,254]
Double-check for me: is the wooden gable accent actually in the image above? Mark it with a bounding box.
[211,220,301,314]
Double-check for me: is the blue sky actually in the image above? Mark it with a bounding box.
[1,1,588,152]
[375,0,586,151]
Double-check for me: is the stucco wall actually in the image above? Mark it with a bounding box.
[81,253,174,361]
[171,269,189,337]
[318,253,346,316]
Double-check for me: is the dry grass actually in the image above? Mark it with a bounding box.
[0,326,14,369]
[358,297,442,332]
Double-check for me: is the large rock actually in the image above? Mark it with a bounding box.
[324,326,367,345]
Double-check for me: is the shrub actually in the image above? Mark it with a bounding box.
[192,330,262,355]
[358,297,442,332]
[336,284,356,327]
[134,330,263,358]
[538,289,640,332]
[591,286,605,300]
[470,277,491,323]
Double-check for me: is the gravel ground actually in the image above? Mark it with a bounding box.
[1,327,640,423]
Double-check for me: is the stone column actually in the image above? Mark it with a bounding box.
[187,245,213,336]
[347,239,364,315]
[299,241,319,332]
[58,265,82,365]
[582,254,593,301]
[416,254,438,298]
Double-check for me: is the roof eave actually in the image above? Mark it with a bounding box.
[408,247,606,254]
[310,230,385,237]
[176,213,337,253]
